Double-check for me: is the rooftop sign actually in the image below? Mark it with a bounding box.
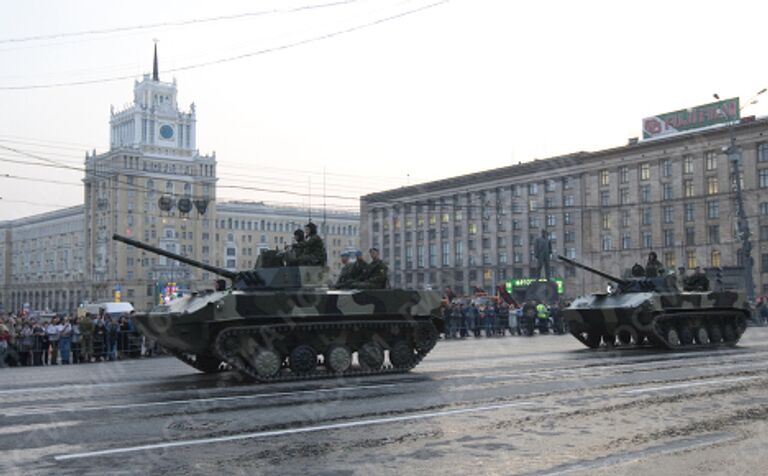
[642,97,739,140]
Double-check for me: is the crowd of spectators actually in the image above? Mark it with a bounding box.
[0,312,149,368]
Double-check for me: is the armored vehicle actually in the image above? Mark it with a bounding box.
[558,255,750,350]
[113,234,443,382]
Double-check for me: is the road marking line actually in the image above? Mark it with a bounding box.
[4,383,397,417]
[622,376,760,395]
[0,379,158,395]
[53,400,535,461]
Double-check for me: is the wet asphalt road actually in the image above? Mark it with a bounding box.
[2,328,768,476]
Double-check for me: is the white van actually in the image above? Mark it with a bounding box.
[80,302,134,318]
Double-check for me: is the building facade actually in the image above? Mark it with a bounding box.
[361,118,768,298]
[0,51,359,313]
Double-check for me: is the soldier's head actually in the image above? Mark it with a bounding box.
[648,251,658,261]
[340,251,350,264]
[293,229,305,243]
[355,250,365,262]
[695,266,703,274]
[369,247,380,261]
[678,266,686,274]
[304,222,317,236]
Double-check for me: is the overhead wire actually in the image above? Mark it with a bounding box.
[0,0,451,90]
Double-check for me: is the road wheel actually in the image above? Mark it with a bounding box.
[584,332,601,349]
[414,325,438,353]
[252,349,282,378]
[359,342,384,370]
[289,345,317,374]
[665,327,681,347]
[603,334,616,347]
[679,326,694,346]
[709,325,723,344]
[389,340,415,367]
[695,327,710,345]
[324,345,352,374]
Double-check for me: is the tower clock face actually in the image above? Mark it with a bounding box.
[159,124,174,140]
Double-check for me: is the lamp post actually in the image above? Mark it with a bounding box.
[713,90,766,305]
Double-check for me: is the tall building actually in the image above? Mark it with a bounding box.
[361,116,768,298]
[0,48,359,313]
[84,46,217,306]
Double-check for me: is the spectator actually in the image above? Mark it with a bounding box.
[46,317,60,365]
[71,317,82,364]
[106,317,119,361]
[93,315,106,361]
[59,317,72,365]
[32,321,46,366]
[0,320,10,368]
[481,304,494,337]
[19,322,33,366]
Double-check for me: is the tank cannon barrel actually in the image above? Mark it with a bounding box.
[112,234,238,280]
[557,255,629,286]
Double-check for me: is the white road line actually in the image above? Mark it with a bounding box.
[3,383,398,417]
[622,376,760,395]
[53,400,535,461]
[0,379,157,395]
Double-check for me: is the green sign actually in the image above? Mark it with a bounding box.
[642,97,739,139]
[506,278,564,295]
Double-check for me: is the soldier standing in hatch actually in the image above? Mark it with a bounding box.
[298,222,325,266]
[685,266,710,291]
[645,251,665,278]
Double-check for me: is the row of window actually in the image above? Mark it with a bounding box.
[598,144,768,187]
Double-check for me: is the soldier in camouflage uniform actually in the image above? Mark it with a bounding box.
[79,313,94,363]
[351,248,388,289]
[334,252,354,288]
[298,222,325,266]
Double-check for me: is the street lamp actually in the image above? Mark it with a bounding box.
[713,89,767,305]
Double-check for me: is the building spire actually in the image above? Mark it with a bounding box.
[152,40,159,81]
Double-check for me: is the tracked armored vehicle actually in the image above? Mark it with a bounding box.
[558,255,750,350]
[113,234,443,382]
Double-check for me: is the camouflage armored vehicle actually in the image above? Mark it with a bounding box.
[558,255,750,350]
[113,234,443,382]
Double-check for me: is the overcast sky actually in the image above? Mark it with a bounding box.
[1,0,767,220]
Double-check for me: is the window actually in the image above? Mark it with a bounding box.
[454,241,463,262]
[763,253,768,273]
[417,245,425,267]
[600,191,610,207]
[428,244,437,267]
[707,177,718,195]
[621,233,631,250]
[684,179,694,197]
[564,195,574,207]
[513,235,522,246]
[528,215,540,228]
[564,230,575,242]
[620,166,629,184]
[640,163,650,181]
[661,159,672,177]
[564,212,573,225]
[546,179,556,192]
[513,251,523,263]
[685,203,695,222]
[760,169,768,188]
[642,231,652,248]
[546,214,556,227]
[601,235,613,251]
[641,208,651,226]
[599,170,610,186]
[705,151,718,171]
[511,201,522,214]
[663,206,673,224]
[639,185,651,203]
[528,183,538,195]
[512,185,521,197]
[683,155,694,174]
[762,202,768,216]
[687,250,697,269]
[563,176,573,189]
[708,225,720,244]
[662,183,673,200]
[711,250,721,267]
[759,143,768,162]
[761,225,768,241]
[468,223,477,234]
[706,200,719,219]
[601,214,611,230]
[621,210,630,228]
[619,188,629,205]
[664,252,676,269]
[528,199,537,212]
[663,229,674,247]
[545,197,555,209]
[685,227,695,246]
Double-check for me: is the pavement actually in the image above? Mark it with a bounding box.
[1,328,768,476]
